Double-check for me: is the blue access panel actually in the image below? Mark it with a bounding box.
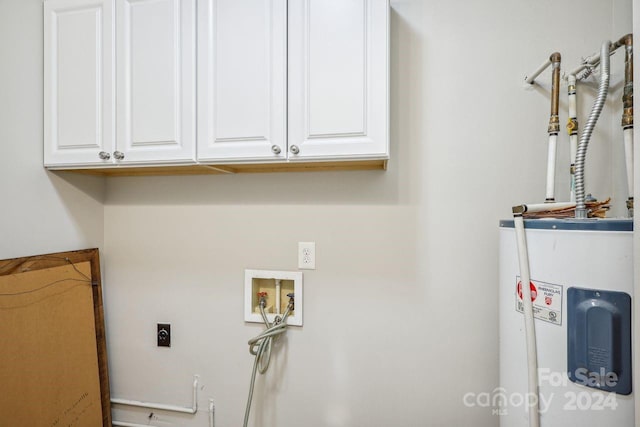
[567,287,632,395]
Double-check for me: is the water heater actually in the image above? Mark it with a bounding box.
[499,219,634,426]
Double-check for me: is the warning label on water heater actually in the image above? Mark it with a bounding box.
[515,277,563,326]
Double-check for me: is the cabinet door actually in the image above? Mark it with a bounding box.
[288,0,389,161]
[197,0,287,162]
[116,0,196,164]
[44,0,114,166]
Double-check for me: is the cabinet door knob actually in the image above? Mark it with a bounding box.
[113,151,125,160]
[271,145,281,155]
[290,145,300,155]
[98,151,111,160]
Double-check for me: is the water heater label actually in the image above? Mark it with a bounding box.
[515,277,563,326]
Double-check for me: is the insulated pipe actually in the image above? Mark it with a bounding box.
[512,206,540,427]
[575,41,611,218]
[620,34,634,217]
[567,75,579,202]
[111,375,199,414]
[546,53,561,202]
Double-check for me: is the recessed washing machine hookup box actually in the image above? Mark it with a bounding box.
[244,270,303,326]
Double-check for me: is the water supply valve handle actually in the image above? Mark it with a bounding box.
[287,293,295,310]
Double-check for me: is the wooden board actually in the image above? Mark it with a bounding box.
[0,249,110,426]
[49,159,387,176]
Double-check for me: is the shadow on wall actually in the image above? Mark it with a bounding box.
[50,171,107,204]
[46,170,106,247]
[70,7,424,208]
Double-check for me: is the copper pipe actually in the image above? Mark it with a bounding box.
[621,34,633,216]
[544,53,561,202]
[548,53,561,134]
[622,34,633,128]
[611,33,632,52]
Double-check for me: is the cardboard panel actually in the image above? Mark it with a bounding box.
[0,250,110,426]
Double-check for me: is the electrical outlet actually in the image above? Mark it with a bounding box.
[298,242,316,270]
[157,323,171,347]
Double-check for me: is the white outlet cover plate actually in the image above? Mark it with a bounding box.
[244,269,303,326]
[298,242,316,269]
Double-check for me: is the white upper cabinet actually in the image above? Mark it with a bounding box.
[44,0,114,166]
[288,0,389,161]
[44,0,389,171]
[44,0,195,167]
[116,0,196,163]
[197,0,287,162]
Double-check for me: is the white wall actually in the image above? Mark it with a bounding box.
[0,0,632,426]
[102,1,632,427]
[0,0,105,261]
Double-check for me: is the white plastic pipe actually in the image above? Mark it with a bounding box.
[513,214,540,427]
[275,279,281,315]
[113,421,156,427]
[568,40,625,79]
[519,202,576,214]
[624,127,634,200]
[568,55,600,79]
[567,75,578,202]
[113,399,215,427]
[545,134,558,201]
[525,58,552,84]
[111,375,199,414]
[543,55,561,202]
